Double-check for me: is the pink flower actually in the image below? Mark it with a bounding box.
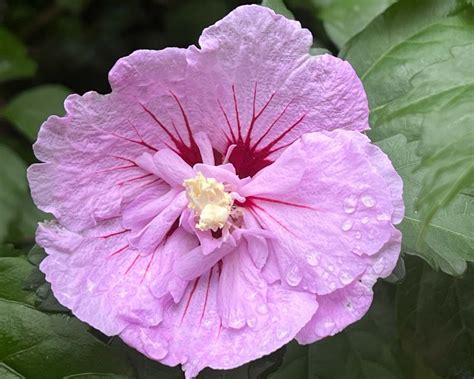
[28,5,404,378]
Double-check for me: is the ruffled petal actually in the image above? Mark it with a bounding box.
[185,5,368,177]
[37,220,166,335]
[296,228,401,344]
[242,130,400,295]
[120,243,317,378]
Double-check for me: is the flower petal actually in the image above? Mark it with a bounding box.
[120,244,317,378]
[37,220,165,335]
[152,149,195,187]
[296,228,401,344]
[243,130,400,295]
[128,191,188,254]
[185,5,368,177]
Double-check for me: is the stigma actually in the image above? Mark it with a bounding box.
[183,173,233,232]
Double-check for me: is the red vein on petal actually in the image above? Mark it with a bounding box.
[232,84,243,141]
[125,253,141,275]
[116,173,152,186]
[108,244,129,257]
[245,83,275,145]
[108,131,157,152]
[170,91,196,146]
[133,177,162,190]
[258,114,306,154]
[108,155,137,165]
[219,99,236,142]
[248,201,297,237]
[181,278,200,324]
[128,120,159,152]
[251,100,293,152]
[141,249,157,284]
[200,269,213,324]
[249,196,318,211]
[95,164,137,174]
[99,229,129,239]
[141,104,181,146]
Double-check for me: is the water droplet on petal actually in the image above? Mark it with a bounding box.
[355,231,362,239]
[361,195,376,208]
[323,321,336,333]
[373,257,385,275]
[246,291,257,301]
[247,316,257,328]
[376,213,391,221]
[277,329,289,340]
[229,316,246,329]
[343,195,358,214]
[306,252,319,266]
[329,282,337,290]
[286,265,303,287]
[341,219,353,231]
[361,216,369,224]
[257,304,269,315]
[322,272,329,279]
[340,272,353,285]
[328,265,334,272]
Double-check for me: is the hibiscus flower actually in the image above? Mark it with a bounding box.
[28,5,404,378]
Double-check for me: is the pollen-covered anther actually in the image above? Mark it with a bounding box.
[183,173,233,232]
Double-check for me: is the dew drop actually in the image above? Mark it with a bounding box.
[329,282,337,290]
[246,291,257,301]
[343,195,358,214]
[361,216,369,224]
[277,329,289,340]
[257,304,269,315]
[286,265,303,287]
[328,265,334,272]
[355,231,362,240]
[341,219,353,231]
[373,257,385,275]
[323,321,336,332]
[229,316,246,329]
[340,272,353,285]
[376,213,391,221]
[322,272,329,279]
[306,252,319,266]
[361,195,376,208]
[247,316,257,328]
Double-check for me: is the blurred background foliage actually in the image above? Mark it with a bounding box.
[0,0,473,378]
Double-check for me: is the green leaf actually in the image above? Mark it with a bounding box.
[268,342,307,379]
[341,0,472,143]
[0,144,46,244]
[384,256,406,284]
[342,0,474,275]
[0,256,35,306]
[0,253,136,379]
[262,0,295,19]
[0,145,28,244]
[414,50,474,230]
[307,283,406,379]
[397,257,474,377]
[2,85,71,142]
[309,47,331,55]
[377,136,474,276]
[0,28,36,82]
[313,0,397,47]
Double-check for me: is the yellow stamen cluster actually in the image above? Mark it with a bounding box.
[183,173,233,232]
